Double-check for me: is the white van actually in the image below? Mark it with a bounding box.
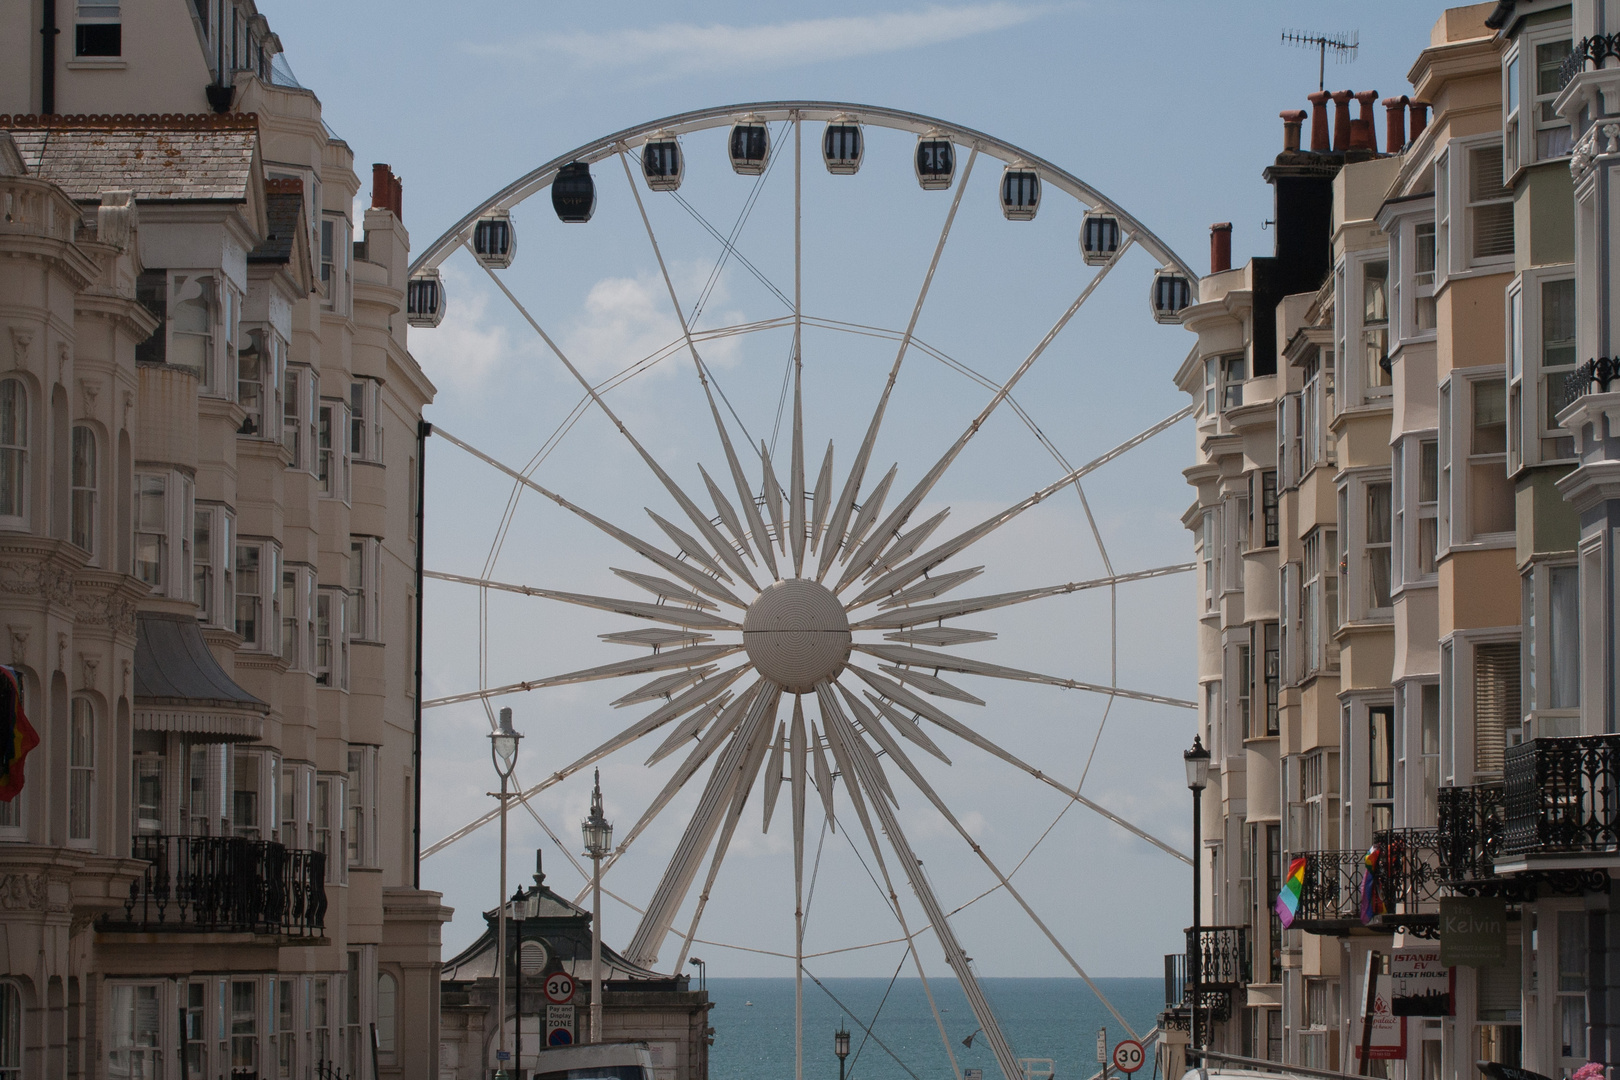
[527,1041,656,1080]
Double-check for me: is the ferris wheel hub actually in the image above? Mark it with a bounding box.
[740,578,853,694]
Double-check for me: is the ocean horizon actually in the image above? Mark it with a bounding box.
[706,977,1165,1080]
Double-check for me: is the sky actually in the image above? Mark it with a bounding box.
[261,0,1457,987]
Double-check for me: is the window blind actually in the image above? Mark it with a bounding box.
[1474,641,1521,774]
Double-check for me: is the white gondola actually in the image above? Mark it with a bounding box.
[823,118,862,175]
[914,134,954,190]
[642,134,683,192]
[552,162,596,223]
[471,211,515,270]
[1000,164,1040,220]
[729,118,769,175]
[1151,269,1193,324]
[406,269,445,328]
[1080,211,1121,266]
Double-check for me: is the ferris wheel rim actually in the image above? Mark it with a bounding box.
[407,99,1199,280]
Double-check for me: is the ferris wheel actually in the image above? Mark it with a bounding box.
[408,102,1202,1080]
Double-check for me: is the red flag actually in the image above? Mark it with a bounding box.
[0,665,40,802]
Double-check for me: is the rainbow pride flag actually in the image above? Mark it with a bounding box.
[1275,856,1306,928]
[1360,843,1389,923]
[0,666,39,802]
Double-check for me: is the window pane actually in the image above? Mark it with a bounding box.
[1550,565,1580,709]
[1543,278,1576,369]
[1474,381,1508,454]
[1474,642,1521,773]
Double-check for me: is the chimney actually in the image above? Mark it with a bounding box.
[1408,101,1431,143]
[371,163,393,211]
[391,174,403,220]
[1280,110,1307,153]
[1210,222,1233,274]
[1381,96,1408,153]
[1330,90,1354,153]
[1351,91,1379,151]
[1307,91,1331,152]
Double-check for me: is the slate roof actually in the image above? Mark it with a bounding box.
[134,612,268,711]
[0,113,259,204]
[251,184,303,263]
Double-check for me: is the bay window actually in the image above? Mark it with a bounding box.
[1523,561,1580,739]
[231,980,257,1075]
[133,469,194,598]
[1366,480,1393,612]
[68,697,94,846]
[318,399,352,502]
[282,563,316,672]
[1362,260,1391,393]
[346,746,378,869]
[235,538,281,651]
[1301,348,1335,470]
[1505,29,1574,174]
[108,982,162,1080]
[238,327,286,440]
[193,502,234,629]
[1302,527,1338,675]
[284,365,317,473]
[315,776,348,884]
[350,379,384,463]
[349,537,382,643]
[1368,705,1394,835]
[316,586,348,689]
[1468,144,1515,265]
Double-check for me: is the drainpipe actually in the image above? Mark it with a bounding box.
[413,419,429,888]
[40,0,59,115]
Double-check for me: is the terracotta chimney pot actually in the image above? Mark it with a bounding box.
[371,163,392,210]
[1381,96,1408,153]
[1307,91,1331,152]
[1210,222,1233,274]
[1408,101,1430,143]
[392,174,403,219]
[1353,90,1379,150]
[1280,110,1307,152]
[1330,90,1354,153]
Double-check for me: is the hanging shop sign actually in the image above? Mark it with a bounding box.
[1439,897,1507,967]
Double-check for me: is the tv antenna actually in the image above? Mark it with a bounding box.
[1281,30,1359,92]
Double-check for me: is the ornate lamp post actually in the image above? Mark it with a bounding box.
[582,770,613,1044]
[835,1025,851,1080]
[1184,735,1211,1062]
[490,708,522,1079]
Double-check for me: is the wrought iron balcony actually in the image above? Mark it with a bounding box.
[106,834,327,936]
[1503,735,1620,858]
[1292,831,1441,937]
[1159,950,1235,1032]
[1437,782,1505,886]
[1565,358,1620,408]
[1187,925,1251,988]
[1559,34,1620,91]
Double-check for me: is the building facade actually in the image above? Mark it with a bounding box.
[0,2,447,1077]
[1164,3,1620,1079]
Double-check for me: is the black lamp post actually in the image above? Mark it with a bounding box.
[834,1024,851,1080]
[582,770,614,1044]
[1184,735,1211,1062]
[490,708,522,1080]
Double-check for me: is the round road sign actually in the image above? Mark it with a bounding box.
[1112,1040,1145,1073]
[544,972,576,1004]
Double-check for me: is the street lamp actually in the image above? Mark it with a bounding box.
[1184,734,1211,1063]
[490,708,521,1080]
[688,957,706,994]
[834,1024,851,1080]
[582,769,613,1045]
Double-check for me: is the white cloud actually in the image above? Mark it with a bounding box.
[469,4,1048,75]
[560,268,745,382]
[407,263,538,396]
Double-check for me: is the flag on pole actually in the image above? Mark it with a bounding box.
[0,665,40,802]
[1275,856,1306,927]
[1360,843,1388,924]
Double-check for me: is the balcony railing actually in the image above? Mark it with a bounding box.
[1293,831,1441,936]
[1564,358,1620,408]
[1437,782,1505,885]
[1187,925,1251,988]
[1503,735,1620,857]
[1559,34,1620,91]
[107,834,326,936]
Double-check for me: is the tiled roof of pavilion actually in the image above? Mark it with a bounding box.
[0,113,259,203]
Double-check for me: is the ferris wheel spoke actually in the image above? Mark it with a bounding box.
[422,644,743,710]
[808,442,834,556]
[849,696,1146,1043]
[816,148,979,584]
[845,405,1195,607]
[609,567,721,611]
[839,465,898,560]
[760,443,787,555]
[627,684,782,964]
[809,719,837,829]
[612,664,724,707]
[832,244,1135,593]
[823,687,1013,1080]
[856,642,1195,709]
[644,688,741,768]
[633,683,762,853]
[817,682,894,809]
[856,690,952,765]
[875,566,984,609]
[876,664,984,705]
[422,570,733,630]
[851,562,1196,630]
[860,507,950,582]
[469,247,754,592]
[646,511,737,585]
[762,722,788,833]
[698,465,756,565]
[432,427,747,608]
[848,666,1191,863]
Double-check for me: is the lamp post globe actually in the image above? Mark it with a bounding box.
[1183,734,1210,792]
[489,707,522,1079]
[835,1024,851,1080]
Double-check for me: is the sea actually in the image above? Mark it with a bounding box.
[706,978,1165,1080]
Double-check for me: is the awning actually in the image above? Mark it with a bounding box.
[133,613,269,743]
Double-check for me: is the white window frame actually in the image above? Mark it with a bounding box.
[1509,269,1578,473]
[345,746,378,870]
[234,537,281,652]
[282,563,316,673]
[1302,527,1339,676]
[348,536,382,643]
[193,501,235,630]
[320,213,351,314]
[1200,509,1220,614]
[107,980,165,1080]
[1444,629,1525,786]
[284,365,318,475]
[1337,471,1395,621]
[315,586,349,690]
[318,398,352,503]
[1339,251,1392,404]
[133,468,194,599]
[281,760,315,851]
[0,378,27,530]
[70,423,98,560]
[1443,135,1515,276]
[1396,434,1440,587]
[1522,560,1581,740]
[315,774,348,885]
[1301,348,1336,472]
[68,696,95,847]
[349,378,384,464]
[1504,26,1575,177]
[238,326,286,442]
[1449,369,1516,547]
[1383,207,1438,343]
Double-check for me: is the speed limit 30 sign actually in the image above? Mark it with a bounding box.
[544,972,576,1004]
[1112,1040,1145,1074]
